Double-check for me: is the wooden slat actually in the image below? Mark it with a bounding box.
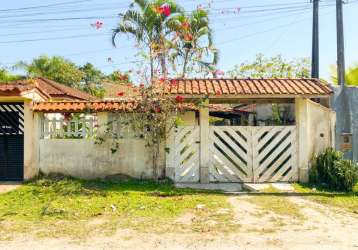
[210,145,249,182]
[211,127,250,163]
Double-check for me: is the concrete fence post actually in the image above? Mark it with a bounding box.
[295,97,310,183]
[199,99,210,184]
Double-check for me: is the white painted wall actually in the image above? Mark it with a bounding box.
[295,98,336,182]
[37,111,196,180]
[39,138,157,179]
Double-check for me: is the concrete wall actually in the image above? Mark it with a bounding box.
[39,138,157,179]
[35,111,196,180]
[332,86,358,160]
[295,98,336,182]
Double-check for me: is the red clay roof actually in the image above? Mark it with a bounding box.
[165,78,332,96]
[0,77,95,101]
[33,100,138,112]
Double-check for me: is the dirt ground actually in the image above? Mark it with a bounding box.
[1,194,357,250]
[0,182,21,194]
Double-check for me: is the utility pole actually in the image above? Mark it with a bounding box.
[311,0,319,78]
[336,0,346,85]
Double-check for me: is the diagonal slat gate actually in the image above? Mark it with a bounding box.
[172,126,200,183]
[210,126,253,182]
[209,126,297,183]
[169,125,298,183]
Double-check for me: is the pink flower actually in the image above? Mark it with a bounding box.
[139,83,145,88]
[160,3,171,17]
[175,95,184,103]
[215,70,225,76]
[92,20,103,29]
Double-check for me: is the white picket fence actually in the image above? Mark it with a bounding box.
[170,125,298,183]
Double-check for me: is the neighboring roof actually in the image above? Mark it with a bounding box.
[102,81,140,99]
[0,82,33,96]
[33,100,138,112]
[0,77,95,101]
[165,78,333,97]
[32,101,254,113]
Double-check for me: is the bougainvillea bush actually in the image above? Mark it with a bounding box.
[96,79,186,180]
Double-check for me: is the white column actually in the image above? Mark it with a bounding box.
[24,101,42,180]
[199,99,210,184]
[295,97,310,183]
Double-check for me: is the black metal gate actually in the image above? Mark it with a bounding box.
[0,103,24,181]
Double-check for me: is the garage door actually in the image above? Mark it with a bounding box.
[0,103,24,181]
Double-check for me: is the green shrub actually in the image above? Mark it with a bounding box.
[310,148,358,192]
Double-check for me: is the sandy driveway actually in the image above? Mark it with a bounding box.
[0,182,21,194]
[1,194,357,250]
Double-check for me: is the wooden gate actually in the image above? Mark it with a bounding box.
[169,125,298,183]
[171,126,200,183]
[210,126,297,183]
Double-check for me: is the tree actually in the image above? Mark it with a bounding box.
[228,54,311,78]
[168,8,218,77]
[0,68,21,82]
[330,64,358,86]
[106,70,131,84]
[79,63,105,97]
[112,0,184,80]
[16,55,84,88]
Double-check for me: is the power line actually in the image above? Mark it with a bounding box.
[0,0,95,12]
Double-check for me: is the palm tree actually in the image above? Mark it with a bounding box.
[112,0,183,80]
[331,64,358,86]
[168,9,219,78]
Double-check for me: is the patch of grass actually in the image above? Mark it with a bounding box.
[245,186,304,221]
[293,183,358,214]
[0,176,235,240]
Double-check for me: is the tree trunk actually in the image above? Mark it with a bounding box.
[149,47,154,83]
[152,141,160,181]
[181,49,190,78]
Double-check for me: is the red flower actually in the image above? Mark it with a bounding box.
[117,92,124,97]
[215,90,221,95]
[182,21,190,30]
[175,95,184,103]
[139,83,145,88]
[184,33,193,41]
[155,107,161,113]
[160,3,171,17]
[159,76,166,82]
[170,79,178,86]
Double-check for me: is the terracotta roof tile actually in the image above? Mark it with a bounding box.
[164,78,331,97]
[33,101,138,113]
[0,77,95,100]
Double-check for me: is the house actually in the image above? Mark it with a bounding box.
[0,77,336,184]
[0,77,95,181]
[0,77,95,102]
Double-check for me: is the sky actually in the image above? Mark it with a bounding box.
[0,0,357,82]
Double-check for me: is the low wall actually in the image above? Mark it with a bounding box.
[36,111,196,180]
[296,98,336,182]
[39,138,162,180]
[307,100,336,156]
